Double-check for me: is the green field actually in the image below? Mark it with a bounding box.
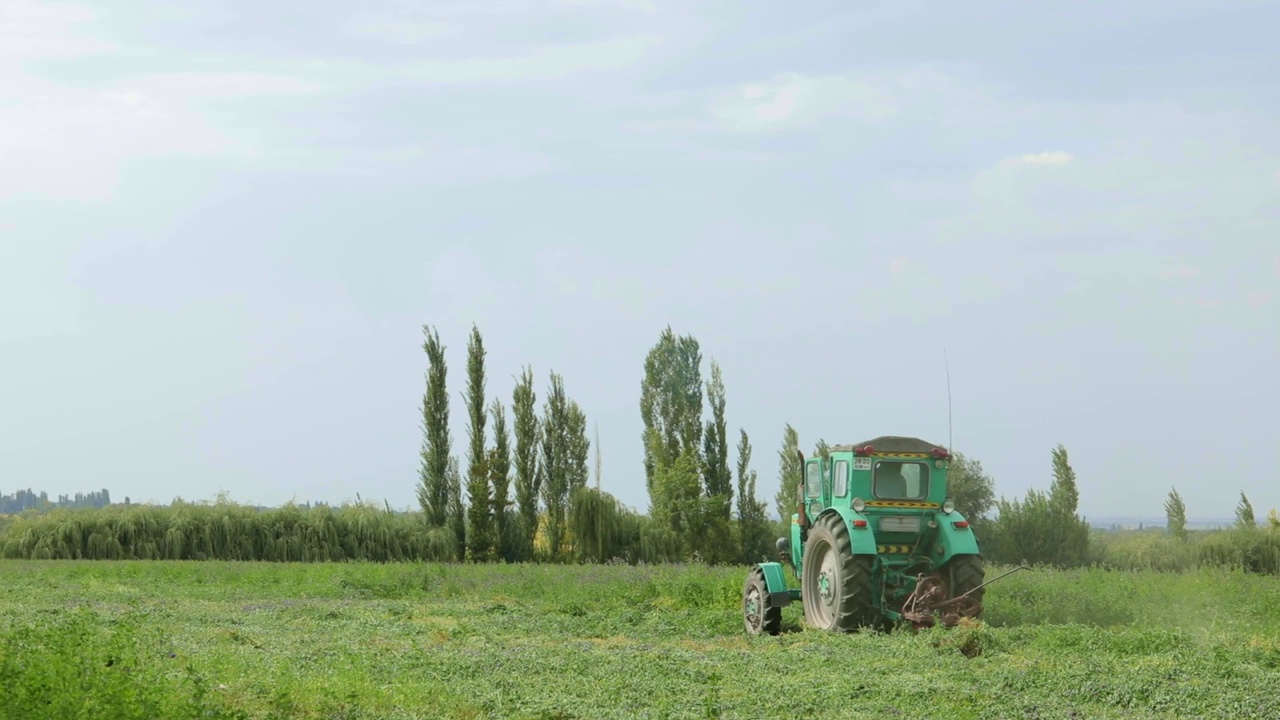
[2,561,1278,719]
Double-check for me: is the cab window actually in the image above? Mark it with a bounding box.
[832,459,849,497]
[873,460,929,500]
[805,462,822,498]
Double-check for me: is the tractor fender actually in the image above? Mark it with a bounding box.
[816,507,879,556]
[753,562,795,608]
[933,510,981,563]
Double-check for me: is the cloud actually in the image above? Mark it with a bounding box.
[344,19,459,43]
[1017,151,1075,165]
[1159,266,1201,280]
[0,0,121,59]
[120,72,330,99]
[709,73,899,132]
[0,75,229,200]
[554,0,658,10]
[400,34,661,84]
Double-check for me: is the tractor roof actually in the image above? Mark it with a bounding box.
[831,436,946,454]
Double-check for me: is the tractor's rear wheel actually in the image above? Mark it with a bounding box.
[800,513,875,632]
[742,565,781,636]
[945,554,986,619]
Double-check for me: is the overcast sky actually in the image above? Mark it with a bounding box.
[2,0,1277,521]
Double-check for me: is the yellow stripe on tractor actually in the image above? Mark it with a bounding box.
[864,500,940,509]
[877,544,914,554]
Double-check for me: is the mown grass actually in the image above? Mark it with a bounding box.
[1,561,1278,719]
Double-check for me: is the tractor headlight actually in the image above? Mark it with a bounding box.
[942,499,955,515]
[851,497,866,512]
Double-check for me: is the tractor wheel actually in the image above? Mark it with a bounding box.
[945,554,986,618]
[742,565,781,636]
[800,513,875,632]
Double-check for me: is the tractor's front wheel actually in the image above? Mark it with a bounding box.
[800,513,875,632]
[743,565,781,636]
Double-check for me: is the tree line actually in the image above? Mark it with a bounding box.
[0,489,112,514]
[412,324,772,565]
[2,323,1277,574]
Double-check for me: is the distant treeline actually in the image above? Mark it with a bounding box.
[1,488,112,514]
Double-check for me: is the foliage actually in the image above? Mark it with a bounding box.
[0,498,451,562]
[539,372,588,560]
[446,457,466,562]
[417,325,451,529]
[639,327,704,533]
[1236,491,1256,529]
[773,423,802,523]
[734,429,772,564]
[511,366,541,560]
[488,398,516,562]
[1048,443,1080,516]
[698,360,734,564]
[649,445,702,557]
[946,451,995,526]
[1165,487,1188,541]
[0,608,248,720]
[464,325,495,562]
[984,444,1089,567]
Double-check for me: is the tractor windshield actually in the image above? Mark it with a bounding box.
[873,460,929,500]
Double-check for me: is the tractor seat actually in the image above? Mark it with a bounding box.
[879,475,908,498]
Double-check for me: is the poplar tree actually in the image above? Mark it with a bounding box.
[774,424,802,524]
[540,372,570,560]
[463,326,494,561]
[1049,444,1079,516]
[416,326,451,530]
[639,327,704,531]
[1165,487,1187,541]
[446,456,466,560]
[736,429,771,563]
[700,360,732,562]
[512,367,540,560]
[489,398,514,560]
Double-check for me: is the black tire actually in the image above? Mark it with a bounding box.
[946,554,986,617]
[800,513,875,632]
[742,565,782,636]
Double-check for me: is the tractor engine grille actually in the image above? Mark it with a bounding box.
[879,516,921,533]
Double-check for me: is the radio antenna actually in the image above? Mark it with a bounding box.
[944,346,953,454]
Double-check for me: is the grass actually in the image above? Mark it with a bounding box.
[1,561,1279,719]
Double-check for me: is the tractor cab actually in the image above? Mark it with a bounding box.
[792,436,954,564]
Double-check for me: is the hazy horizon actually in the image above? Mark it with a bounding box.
[3,0,1277,522]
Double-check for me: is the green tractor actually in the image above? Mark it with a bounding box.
[743,436,989,635]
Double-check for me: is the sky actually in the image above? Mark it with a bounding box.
[2,0,1277,521]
